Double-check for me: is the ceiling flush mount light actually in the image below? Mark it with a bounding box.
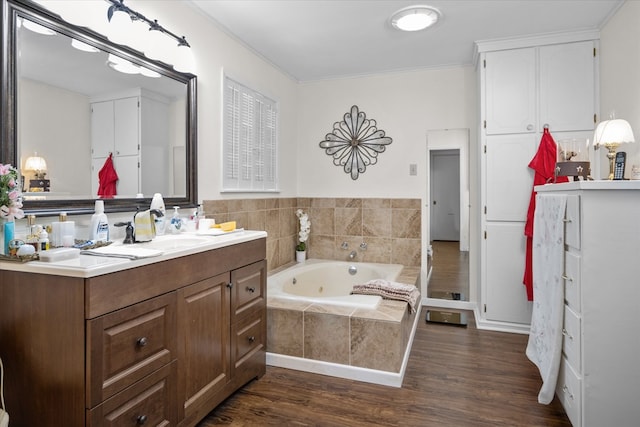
[391,5,441,32]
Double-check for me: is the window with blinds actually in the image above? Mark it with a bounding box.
[223,77,278,191]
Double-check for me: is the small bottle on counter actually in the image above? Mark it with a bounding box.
[26,215,40,252]
[39,228,50,251]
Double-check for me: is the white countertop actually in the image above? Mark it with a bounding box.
[0,230,267,278]
[536,180,640,192]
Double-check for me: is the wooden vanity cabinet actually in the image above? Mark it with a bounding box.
[0,237,266,427]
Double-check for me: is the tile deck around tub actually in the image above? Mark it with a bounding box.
[267,266,420,373]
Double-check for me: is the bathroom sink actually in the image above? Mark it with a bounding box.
[134,234,211,251]
[108,234,212,253]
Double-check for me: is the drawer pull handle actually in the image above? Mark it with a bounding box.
[561,274,573,282]
[561,328,573,341]
[136,337,148,347]
[562,385,574,400]
[136,414,148,425]
[248,336,256,343]
[563,218,572,223]
[246,286,256,293]
[227,282,233,289]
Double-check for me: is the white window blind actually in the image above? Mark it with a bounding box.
[223,77,278,191]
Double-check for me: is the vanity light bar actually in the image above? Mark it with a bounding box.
[106,0,191,48]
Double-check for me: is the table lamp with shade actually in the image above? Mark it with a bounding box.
[24,153,50,191]
[593,119,635,180]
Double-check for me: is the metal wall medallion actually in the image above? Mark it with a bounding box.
[318,105,393,180]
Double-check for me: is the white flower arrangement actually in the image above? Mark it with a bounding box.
[295,209,310,252]
[0,163,24,221]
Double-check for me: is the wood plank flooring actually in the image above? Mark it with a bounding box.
[428,240,469,299]
[198,240,571,426]
[198,314,570,426]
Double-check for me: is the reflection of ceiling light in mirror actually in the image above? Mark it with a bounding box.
[71,38,99,53]
[22,19,56,35]
[390,6,441,32]
[127,18,152,53]
[107,53,140,75]
[140,67,161,78]
[36,0,109,33]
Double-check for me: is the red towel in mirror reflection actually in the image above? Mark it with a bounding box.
[523,128,568,301]
[97,153,118,198]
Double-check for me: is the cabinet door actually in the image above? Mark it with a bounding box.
[113,154,140,196]
[484,222,533,324]
[484,48,537,135]
[540,41,595,132]
[177,272,230,423]
[485,134,537,221]
[114,96,140,157]
[91,100,114,158]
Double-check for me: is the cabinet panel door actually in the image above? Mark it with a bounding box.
[114,97,140,157]
[113,154,140,197]
[484,222,532,324]
[485,134,537,221]
[177,273,230,422]
[540,41,595,132]
[91,101,114,158]
[484,48,537,135]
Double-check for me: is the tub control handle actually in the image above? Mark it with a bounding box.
[246,286,256,293]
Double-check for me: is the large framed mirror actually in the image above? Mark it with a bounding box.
[1,0,197,216]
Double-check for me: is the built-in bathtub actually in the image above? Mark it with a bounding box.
[266,259,421,387]
[268,259,404,309]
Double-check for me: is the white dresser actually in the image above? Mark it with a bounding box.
[536,181,640,427]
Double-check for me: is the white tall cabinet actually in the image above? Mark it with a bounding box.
[537,182,640,427]
[91,88,170,197]
[476,32,599,332]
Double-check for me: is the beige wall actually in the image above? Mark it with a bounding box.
[203,197,421,272]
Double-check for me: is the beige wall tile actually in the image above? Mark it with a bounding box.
[309,207,335,235]
[351,318,403,372]
[335,207,362,236]
[308,235,336,260]
[391,208,421,238]
[391,238,422,267]
[362,198,391,209]
[363,208,392,237]
[311,198,335,208]
[267,308,303,357]
[304,311,349,364]
[335,198,362,208]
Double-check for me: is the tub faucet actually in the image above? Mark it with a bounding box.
[341,241,349,250]
[348,250,357,260]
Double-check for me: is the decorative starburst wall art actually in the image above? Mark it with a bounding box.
[318,105,393,180]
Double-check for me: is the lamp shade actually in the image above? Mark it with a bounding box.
[594,119,635,146]
[24,155,47,173]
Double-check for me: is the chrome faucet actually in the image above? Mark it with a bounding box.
[341,241,349,250]
[359,242,368,251]
[348,250,357,260]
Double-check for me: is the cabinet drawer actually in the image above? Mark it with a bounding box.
[231,260,266,321]
[564,195,580,250]
[231,310,266,382]
[563,251,581,312]
[88,361,177,427]
[556,356,582,427]
[87,292,177,407]
[562,305,581,372]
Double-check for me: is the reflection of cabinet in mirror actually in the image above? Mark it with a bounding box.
[90,88,170,197]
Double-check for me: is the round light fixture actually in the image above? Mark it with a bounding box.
[391,5,440,32]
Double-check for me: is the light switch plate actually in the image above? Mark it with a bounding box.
[409,163,417,175]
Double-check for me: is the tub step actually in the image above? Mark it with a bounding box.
[425,310,468,327]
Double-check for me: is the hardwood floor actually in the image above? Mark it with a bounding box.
[198,316,570,426]
[197,243,571,426]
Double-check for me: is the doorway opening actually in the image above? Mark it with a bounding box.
[426,129,470,304]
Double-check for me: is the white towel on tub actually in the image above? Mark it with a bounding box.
[526,193,567,404]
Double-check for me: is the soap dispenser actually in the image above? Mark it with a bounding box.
[169,206,182,234]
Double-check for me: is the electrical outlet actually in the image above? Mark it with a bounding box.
[409,163,417,176]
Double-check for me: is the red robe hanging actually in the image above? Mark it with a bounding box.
[97,153,118,198]
[523,128,568,301]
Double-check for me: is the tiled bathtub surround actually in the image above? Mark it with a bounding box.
[267,266,420,373]
[202,197,422,271]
